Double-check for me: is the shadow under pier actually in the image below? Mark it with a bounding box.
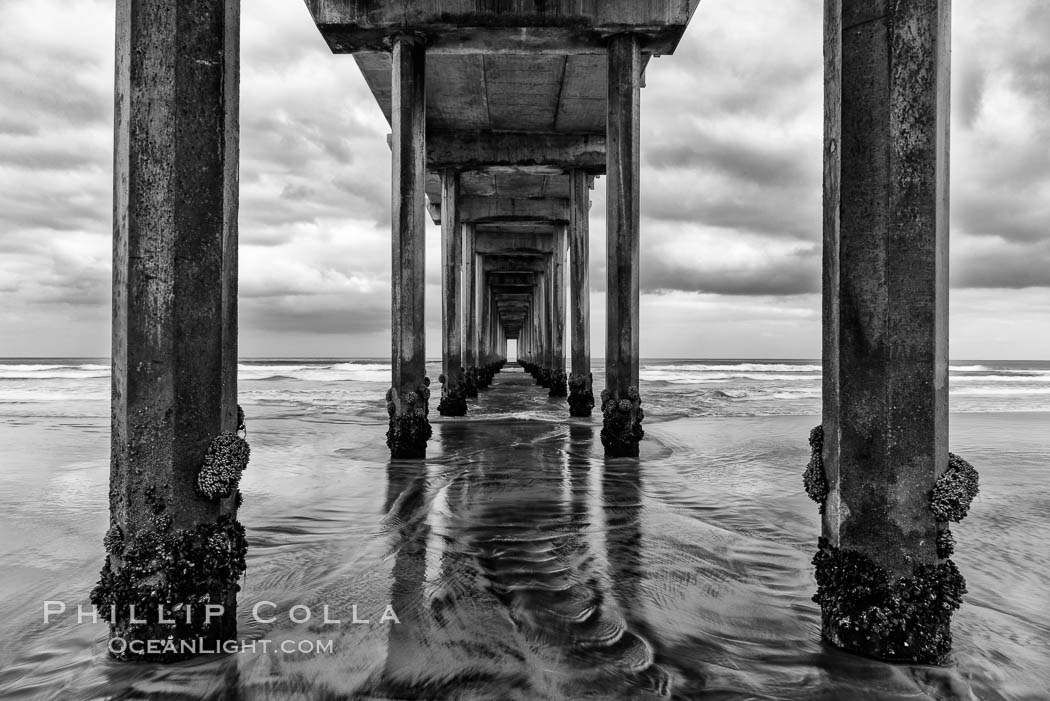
[369,418,672,698]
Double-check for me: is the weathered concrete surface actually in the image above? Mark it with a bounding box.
[821,0,952,661]
[439,169,467,416]
[568,169,594,416]
[476,232,556,256]
[106,0,240,657]
[428,132,606,172]
[549,227,568,397]
[307,1,700,56]
[463,223,480,396]
[603,34,643,456]
[460,197,571,224]
[388,36,431,457]
[479,271,492,368]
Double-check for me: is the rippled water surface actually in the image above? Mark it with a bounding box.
[0,359,1048,700]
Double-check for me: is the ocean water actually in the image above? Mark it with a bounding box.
[0,358,1047,700]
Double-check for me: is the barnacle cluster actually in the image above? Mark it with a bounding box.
[812,537,966,663]
[803,425,829,511]
[90,512,248,661]
[236,404,246,433]
[386,381,433,458]
[196,432,250,500]
[438,371,469,417]
[103,524,124,555]
[463,366,479,397]
[477,360,503,389]
[568,372,595,417]
[936,528,956,559]
[931,453,980,522]
[521,360,542,383]
[600,386,644,457]
[548,368,568,398]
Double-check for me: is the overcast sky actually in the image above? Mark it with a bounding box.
[1,1,1047,359]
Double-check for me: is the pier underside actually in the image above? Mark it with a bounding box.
[98,0,972,672]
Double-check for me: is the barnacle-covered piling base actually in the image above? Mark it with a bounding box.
[520,360,541,384]
[568,373,594,417]
[813,537,966,664]
[477,364,494,389]
[548,369,568,398]
[463,367,479,398]
[437,373,468,417]
[91,510,248,662]
[386,381,432,459]
[600,387,644,457]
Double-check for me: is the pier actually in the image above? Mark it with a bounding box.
[96,0,972,671]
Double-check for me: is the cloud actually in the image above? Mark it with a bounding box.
[0,0,1047,358]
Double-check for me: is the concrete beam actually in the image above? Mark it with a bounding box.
[481,255,552,274]
[476,232,556,256]
[428,131,605,173]
[819,0,955,664]
[487,272,537,287]
[460,197,571,224]
[306,2,701,56]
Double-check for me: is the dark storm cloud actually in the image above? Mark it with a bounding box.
[955,196,1049,245]
[645,133,808,189]
[242,298,390,335]
[955,62,986,130]
[642,248,819,296]
[953,239,1050,289]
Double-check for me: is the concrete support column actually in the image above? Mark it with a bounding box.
[478,272,492,388]
[92,0,245,661]
[438,169,467,416]
[549,228,568,398]
[522,303,533,369]
[816,0,961,664]
[463,225,479,397]
[602,34,644,456]
[537,270,551,388]
[568,170,594,416]
[386,35,431,458]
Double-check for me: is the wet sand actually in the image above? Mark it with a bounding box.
[0,367,1047,699]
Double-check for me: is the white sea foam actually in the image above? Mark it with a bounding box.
[643,363,823,373]
[237,363,391,383]
[0,368,110,380]
[951,387,1050,396]
[640,371,823,383]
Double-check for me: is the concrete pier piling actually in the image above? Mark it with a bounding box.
[93,0,245,660]
[602,34,645,457]
[439,169,468,417]
[386,35,431,458]
[568,170,594,417]
[463,224,480,398]
[549,228,568,398]
[815,0,963,664]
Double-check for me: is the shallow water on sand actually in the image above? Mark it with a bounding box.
[0,362,1048,700]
